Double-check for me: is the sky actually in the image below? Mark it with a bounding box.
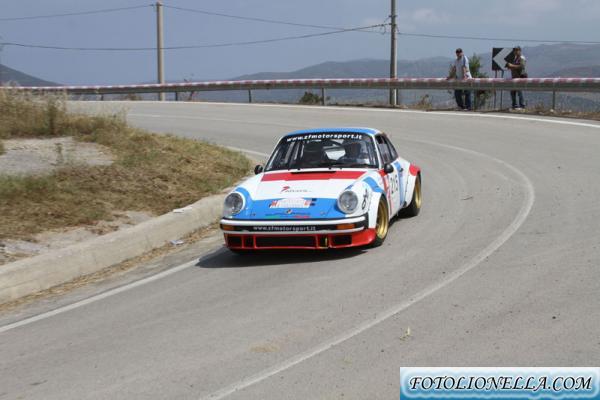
[1,0,599,85]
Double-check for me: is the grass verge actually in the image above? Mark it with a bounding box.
[0,91,252,240]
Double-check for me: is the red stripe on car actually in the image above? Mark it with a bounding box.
[261,171,364,181]
[409,164,420,176]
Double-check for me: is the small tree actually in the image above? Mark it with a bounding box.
[299,91,323,105]
[469,53,491,109]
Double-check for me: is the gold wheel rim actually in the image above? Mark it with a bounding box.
[375,201,389,239]
[414,176,422,209]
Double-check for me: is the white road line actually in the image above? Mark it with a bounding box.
[199,140,536,400]
[225,146,269,158]
[127,112,299,129]
[110,100,600,130]
[0,259,199,334]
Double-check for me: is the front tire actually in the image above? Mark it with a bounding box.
[229,248,253,255]
[399,174,422,218]
[371,198,389,247]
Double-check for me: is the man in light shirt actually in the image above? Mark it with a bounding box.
[449,48,472,110]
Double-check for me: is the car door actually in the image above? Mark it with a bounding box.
[382,135,406,211]
[375,134,401,215]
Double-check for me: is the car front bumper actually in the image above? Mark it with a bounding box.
[220,216,374,249]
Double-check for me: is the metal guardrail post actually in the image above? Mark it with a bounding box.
[321,88,326,106]
[174,92,179,102]
[248,90,252,103]
[552,91,557,110]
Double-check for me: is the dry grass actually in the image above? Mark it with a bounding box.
[0,91,252,240]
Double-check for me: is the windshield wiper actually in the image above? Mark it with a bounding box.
[326,161,375,169]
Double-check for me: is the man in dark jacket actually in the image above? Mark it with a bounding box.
[506,46,527,109]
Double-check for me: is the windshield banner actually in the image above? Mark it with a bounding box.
[286,133,364,142]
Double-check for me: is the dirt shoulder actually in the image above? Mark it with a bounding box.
[0,92,251,249]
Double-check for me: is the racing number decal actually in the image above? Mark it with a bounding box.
[389,172,399,195]
[387,167,401,215]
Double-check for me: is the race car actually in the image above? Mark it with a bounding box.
[220,127,421,251]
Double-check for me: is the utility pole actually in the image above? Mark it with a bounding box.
[389,0,398,106]
[156,1,165,101]
[0,36,4,86]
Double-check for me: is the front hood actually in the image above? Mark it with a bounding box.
[236,169,366,220]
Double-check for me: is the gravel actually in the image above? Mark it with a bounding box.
[0,137,114,176]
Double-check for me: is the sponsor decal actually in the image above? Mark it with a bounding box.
[269,198,313,209]
[279,185,310,193]
[253,225,318,232]
[400,367,600,400]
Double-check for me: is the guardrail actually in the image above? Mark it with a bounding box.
[3,77,600,108]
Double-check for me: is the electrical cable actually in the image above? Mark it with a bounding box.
[0,4,152,21]
[163,5,382,34]
[397,30,600,45]
[0,23,388,52]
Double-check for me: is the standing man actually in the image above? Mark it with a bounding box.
[506,46,527,109]
[448,48,473,110]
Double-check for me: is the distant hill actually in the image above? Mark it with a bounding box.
[235,57,452,80]
[0,64,57,86]
[545,65,600,77]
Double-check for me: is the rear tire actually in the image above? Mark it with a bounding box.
[371,199,389,247]
[399,174,422,218]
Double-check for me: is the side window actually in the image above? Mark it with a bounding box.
[383,136,398,160]
[267,141,298,170]
[375,135,392,164]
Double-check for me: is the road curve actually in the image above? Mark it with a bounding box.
[1,102,600,400]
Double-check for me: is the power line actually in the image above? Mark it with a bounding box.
[163,5,382,34]
[0,4,152,21]
[0,23,388,52]
[397,30,600,45]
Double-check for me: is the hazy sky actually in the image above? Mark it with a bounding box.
[1,0,599,84]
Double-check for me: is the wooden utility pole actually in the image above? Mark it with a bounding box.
[156,1,165,101]
[389,0,397,106]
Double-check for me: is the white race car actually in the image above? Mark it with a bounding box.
[220,127,421,251]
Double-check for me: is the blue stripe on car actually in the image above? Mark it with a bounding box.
[284,127,380,137]
[363,177,384,194]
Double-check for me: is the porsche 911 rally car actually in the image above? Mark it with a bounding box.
[220,127,421,251]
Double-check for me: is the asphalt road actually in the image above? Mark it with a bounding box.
[2,102,600,400]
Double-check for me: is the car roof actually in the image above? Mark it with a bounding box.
[283,127,382,137]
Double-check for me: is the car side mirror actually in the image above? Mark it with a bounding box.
[254,164,264,175]
[384,163,394,174]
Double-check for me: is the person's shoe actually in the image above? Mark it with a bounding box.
[514,107,523,110]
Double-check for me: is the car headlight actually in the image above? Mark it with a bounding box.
[338,190,359,214]
[223,192,244,217]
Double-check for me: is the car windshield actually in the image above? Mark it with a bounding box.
[265,132,379,171]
